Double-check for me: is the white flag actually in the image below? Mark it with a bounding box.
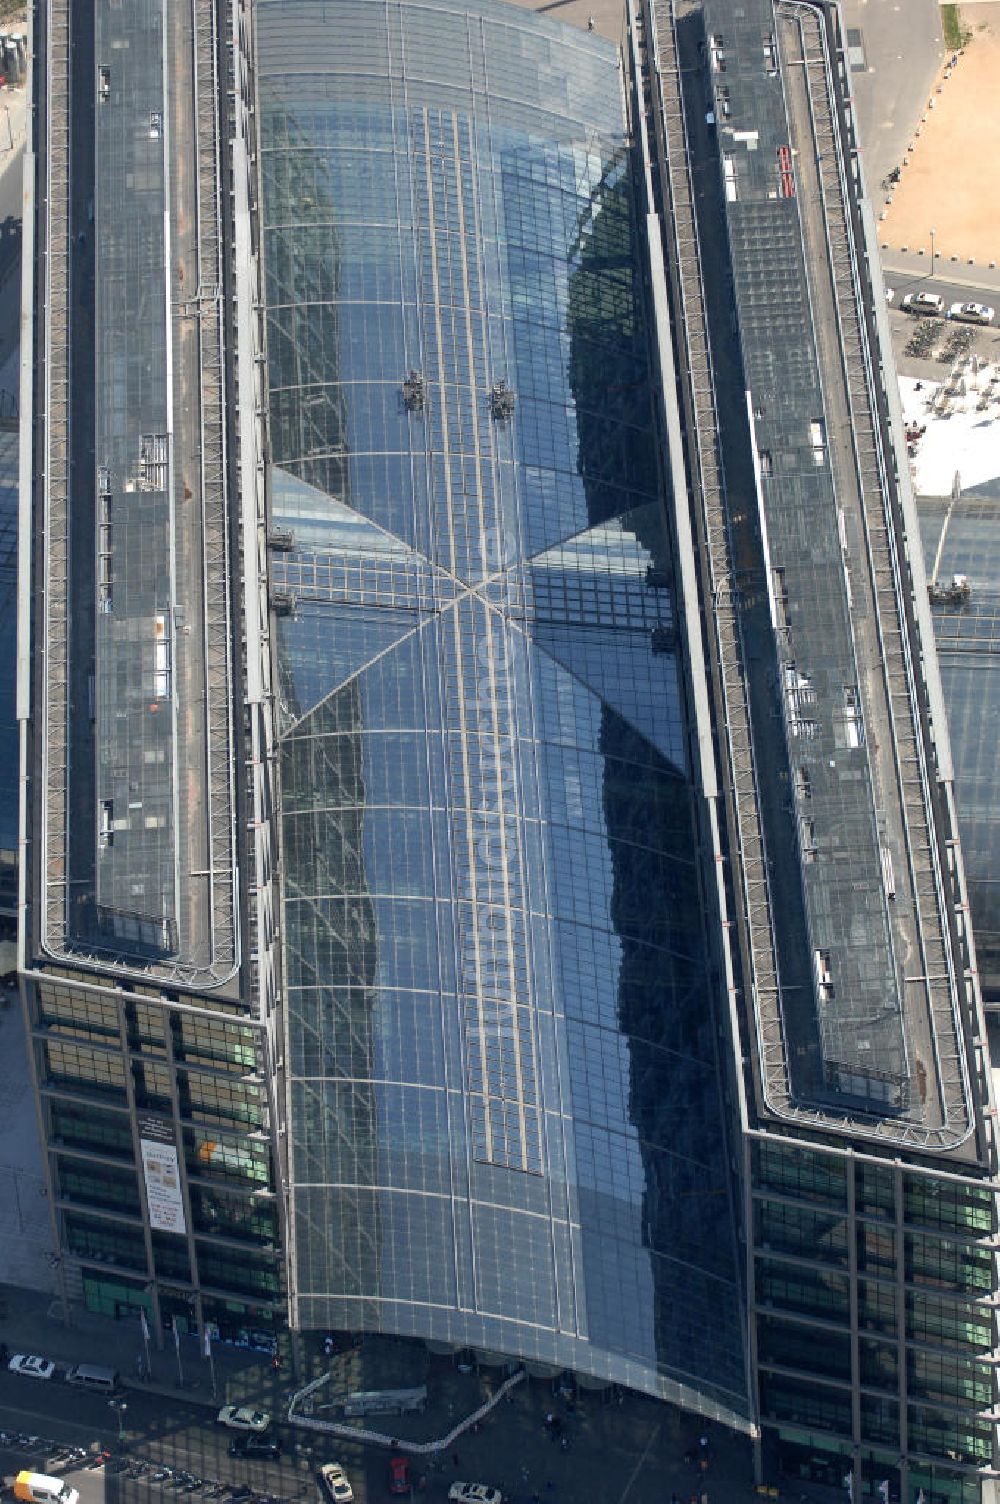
[173,1318,181,1352]
[140,1308,150,1343]
[203,1326,212,1359]
[878,1483,890,1504]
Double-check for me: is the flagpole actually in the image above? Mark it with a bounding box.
[140,1307,151,1378]
[173,1318,184,1388]
[204,1326,217,1399]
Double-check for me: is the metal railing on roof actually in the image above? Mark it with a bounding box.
[643,0,975,1149]
[777,0,972,1148]
[41,0,71,955]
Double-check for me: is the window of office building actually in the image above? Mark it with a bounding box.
[132,1060,173,1111]
[45,1039,127,1098]
[49,1100,134,1158]
[152,1231,191,1284]
[759,1373,851,1434]
[184,1127,271,1187]
[755,1141,847,1207]
[856,1160,895,1220]
[125,1001,166,1054]
[178,1071,263,1130]
[82,1273,153,1322]
[39,987,119,1041]
[189,1185,277,1245]
[857,1222,896,1275]
[756,1257,850,1323]
[757,1313,851,1382]
[175,1014,257,1072]
[64,1211,147,1271]
[905,1230,994,1294]
[54,1157,141,1215]
[755,1198,849,1265]
[906,1289,993,1351]
[908,1404,994,1466]
[858,1336,898,1392]
[903,1174,994,1236]
[196,1244,281,1300]
[859,1278,898,1336]
[860,1393,899,1447]
[907,1348,993,1408]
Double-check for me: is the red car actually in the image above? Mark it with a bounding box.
[388,1456,411,1495]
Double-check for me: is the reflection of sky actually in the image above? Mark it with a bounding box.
[261,0,747,1412]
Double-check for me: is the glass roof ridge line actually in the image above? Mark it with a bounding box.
[277,610,438,738]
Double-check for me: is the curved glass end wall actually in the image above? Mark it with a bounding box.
[257,0,748,1424]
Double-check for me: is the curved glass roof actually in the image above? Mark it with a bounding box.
[257,0,748,1421]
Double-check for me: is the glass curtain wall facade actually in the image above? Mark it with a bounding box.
[750,1138,997,1504]
[257,0,749,1421]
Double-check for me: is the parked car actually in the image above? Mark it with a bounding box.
[900,291,943,315]
[229,1437,281,1460]
[947,301,995,325]
[447,1486,503,1504]
[216,1406,271,1432]
[319,1463,354,1503]
[388,1457,410,1496]
[8,1356,55,1381]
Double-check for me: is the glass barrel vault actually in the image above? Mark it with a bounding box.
[256,0,748,1421]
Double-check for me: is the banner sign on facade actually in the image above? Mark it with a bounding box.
[138,1116,187,1235]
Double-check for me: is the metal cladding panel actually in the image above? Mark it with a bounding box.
[257,0,750,1423]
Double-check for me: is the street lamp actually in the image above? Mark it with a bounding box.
[108,1398,127,1443]
[930,226,936,280]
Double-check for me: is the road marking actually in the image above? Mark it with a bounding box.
[614,1421,661,1504]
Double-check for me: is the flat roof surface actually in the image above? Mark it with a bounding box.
[35,0,240,988]
[667,0,975,1146]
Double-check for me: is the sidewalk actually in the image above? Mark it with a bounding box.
[878,244,1000,292]
[0,1283,287,1414]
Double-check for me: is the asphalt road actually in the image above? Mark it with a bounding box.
[0,1371,368,1504]
[883,274,1000,321]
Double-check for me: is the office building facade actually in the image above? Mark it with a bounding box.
[634,0,1000,1498]
[22,0,1000,1496]
[21,0,284,1343]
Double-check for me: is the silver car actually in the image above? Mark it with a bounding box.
[948,301,995,325]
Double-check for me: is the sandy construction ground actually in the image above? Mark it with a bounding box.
[880,4,1000,267]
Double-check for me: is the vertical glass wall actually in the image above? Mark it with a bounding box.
[30,969,282,1342]
[256,0,748,1418]
[752,1139,998,1491]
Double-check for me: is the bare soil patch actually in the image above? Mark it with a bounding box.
[880,5,1000,266]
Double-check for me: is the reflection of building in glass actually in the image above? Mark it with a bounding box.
[257,0,747,1420]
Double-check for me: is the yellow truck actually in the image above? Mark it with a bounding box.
[14,1473,80,1504]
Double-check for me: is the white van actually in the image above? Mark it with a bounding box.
[65,1362,121,1393]
[15,1474,80,1504]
